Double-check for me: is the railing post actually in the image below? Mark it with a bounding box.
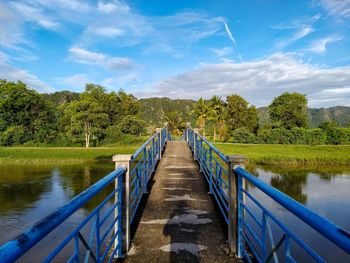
[193,129,199,160]
[113,154,133,253]
[156,128,162,159]
[164,122,169,141]
[227,155,248,258]
[143,147,148,193]
[209,147,213,194]
[186,122,191,142]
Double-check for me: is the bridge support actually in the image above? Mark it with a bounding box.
[227,155,248,258]
[113,154,133,255]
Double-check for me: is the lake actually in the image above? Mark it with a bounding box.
[0,163,349,261]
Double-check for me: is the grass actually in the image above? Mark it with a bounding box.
[0,146,141,165]
[214,143,350,166]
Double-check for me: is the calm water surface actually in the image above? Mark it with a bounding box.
[0,163,115,262]
[0,163,349,261]
[246,165,350,262]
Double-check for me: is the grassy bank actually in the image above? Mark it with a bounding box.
[214,143,350,166]
[0,146,140,165]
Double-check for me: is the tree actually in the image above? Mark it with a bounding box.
[268,92,308,129]
[225,94,258,135]
[165,111,186,136]
[193,98,213,137]
[0,79,57,145]
[209,96,226,141]
[61,84,108,147]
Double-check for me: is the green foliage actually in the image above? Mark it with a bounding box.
[268,92,308,129]
[215,143,350,166]
[118,116,146,136]
[0,80,57,146]
[229,127,257,143]
[226,94,258,133]
[258,128,292,144]
[209,96,226,141]
[192,98,214,136]
[104,125,123,143]
[42,90,79,106]
[320,122,350,145]
[139,97,195,126]
[0,126,26,146]
[165,111,186,136]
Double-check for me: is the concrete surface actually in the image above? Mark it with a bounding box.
[123,141,236,263]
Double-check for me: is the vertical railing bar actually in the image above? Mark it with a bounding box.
[95,212,101,263]
[75,234,80,263]
[261,212,267,262]
[266,217,279,263]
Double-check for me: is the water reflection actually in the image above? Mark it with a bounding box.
[245,165,350,262]
[0,163,114,248]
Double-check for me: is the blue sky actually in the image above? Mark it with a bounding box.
[0,0,350,107]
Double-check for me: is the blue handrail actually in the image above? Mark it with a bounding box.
[0,167,126,263]
[234,166,350,262]
[185,127,350,262]
[129,126,169,224]
[0,126,171,262]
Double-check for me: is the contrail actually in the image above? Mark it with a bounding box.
[224,22,236,46]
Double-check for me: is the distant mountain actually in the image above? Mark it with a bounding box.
[139,97,196,126]
[42,92,349,128]
[308,106,350,127]
[258,106,350,128]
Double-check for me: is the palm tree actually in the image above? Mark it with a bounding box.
[209,96,226,142]
[193,98,213,137]
[165,111,186,136]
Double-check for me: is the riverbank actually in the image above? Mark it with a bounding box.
[0,146,140,165]
[214,143,350,166]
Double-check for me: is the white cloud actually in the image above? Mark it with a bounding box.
[10,2,61,31]
[273,14,321,49]
[308,36,343,53]
[60,73,90,88]
[211,47,232,57]
[92,27,124,37]
[277,26,314,48]
[68,46,135,70]
[320,0,350,20]
[98,1,129,14]
[138,53,350,107]
[102,73,139,88]
[0,58,51,92]
[224,22,236,46]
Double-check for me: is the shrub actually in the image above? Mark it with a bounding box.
[305,128,327,145]
[229,127,257,143]
[104,125,123,143]
[0,125,26,146]
[118,116,146,136]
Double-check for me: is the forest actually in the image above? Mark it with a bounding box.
[1,79,350,147]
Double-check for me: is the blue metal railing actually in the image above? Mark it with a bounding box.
[187,128,229,223]
[0,126,170,262]
[185,127,350,262]
[0,168,125,263]
[234,166,350,263]
[128,127,169,224]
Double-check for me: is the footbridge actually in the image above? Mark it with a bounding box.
[0,126,349,262]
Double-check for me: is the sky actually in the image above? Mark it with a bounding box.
[0,0,350,107]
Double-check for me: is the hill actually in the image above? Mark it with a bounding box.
[258,106,350,128]
[42,92,349,128]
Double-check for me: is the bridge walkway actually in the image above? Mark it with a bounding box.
[124,141,236,262]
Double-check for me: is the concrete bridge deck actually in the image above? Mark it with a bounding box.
[124,141,235,262]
